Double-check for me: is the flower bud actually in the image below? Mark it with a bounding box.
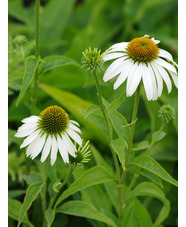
[13,35,27,46]
[82,47,103,72]
[158,104,176,123]
[69,141,91,166]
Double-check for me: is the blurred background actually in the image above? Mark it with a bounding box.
[8,0,178,226]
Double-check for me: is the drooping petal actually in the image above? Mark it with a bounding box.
[126,62,142,96]
[57,135,69,163]
[50,136,58,165]
[154,58,177,74]
[20,130,40,149]
[66,128,82,146]
[147,64,158,100]
[69,122,81,134]
[41,135,52,163]
[30,134,46,159]
[142,64,153,100]
[152,62,172,93]
[103,56,127,82]
[21,116,39,124]
[70,120,80,127]
[169,71,178,88]
[113,59,134,90]
[26,134,41,157]
[158,48,173,61]
[103,52,126,62]
[150,63,163,97]
[63,133,76,157]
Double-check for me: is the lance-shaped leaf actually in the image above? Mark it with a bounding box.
[132,155,178,187]
[16,56,40,106]
[57,201,117,227]
[55,166,114,208]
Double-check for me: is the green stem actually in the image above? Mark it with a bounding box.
[92,71,120,179]
[42,158,49,227]
[145,122,165,155]
[125,86,141,172]
[92,71,121,215]
[31,0,40,114]
[51,166,73,210]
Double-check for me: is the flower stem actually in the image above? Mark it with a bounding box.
[42,158,49,227]
[92,71,121,215]
[125,86,141,171]
[51,166,73,210]
[31,0,40,114]
[92,71,120,178]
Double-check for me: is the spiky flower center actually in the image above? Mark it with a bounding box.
[38,105,69,135]
[126,37,159,63]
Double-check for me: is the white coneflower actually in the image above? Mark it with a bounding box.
[15,105,82,165]
[103,35,178,101]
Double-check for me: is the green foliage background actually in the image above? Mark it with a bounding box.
[8,0,178,226]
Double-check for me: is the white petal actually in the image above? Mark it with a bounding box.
[155,58,177,74]
[153,62,172,93]
[103,52,126,62]
[147,64,158,100]
[41,135,52,163]
[22,116,39,124]
[57,135,69,163]
[30,134,46,159]
[151,37,160,44]
[103,56,127,82]
[126,63,142,96]
[51,136,58,165]
[17,122,38,131]
[69,122,81,133]
[113,59,133,89]
[66,128,82,146]
[63,133,76,157]
[15,126,37,138]
[150,64,163,97]
[26,135,41,157]
[106,42,128,53]
[70,120,80,127]
[169,71,178,88]
[158,48,173,61]
[20,130,40,148]
[142,64,153,100]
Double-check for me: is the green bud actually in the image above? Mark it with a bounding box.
[13,35,27,46]
[82,47,104,72]
[158,104,176,124]
[69,141,91,166]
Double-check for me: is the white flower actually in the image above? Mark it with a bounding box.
[15,105,82,165]
[103,36,178,101]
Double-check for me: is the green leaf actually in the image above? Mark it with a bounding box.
[23,173,43,185]
[45,209,55,227]
[8,198,33,227]
[139,169,163,188]
[18,183,43,227]
[8,128,22,145]
[84,104,101,119]
[8,190,26,199]
[132,155,178,187]
[111,138,125,170]
[40,0,75,39]
[55,166,114,208]
[103,99,130,144]
[152,131,167,142]
[107,90,126,115]
[56,201,117,227]
[16,56,40,106]
[128,182,170,226]
[38,55,77,76]
[132,140,150,151]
